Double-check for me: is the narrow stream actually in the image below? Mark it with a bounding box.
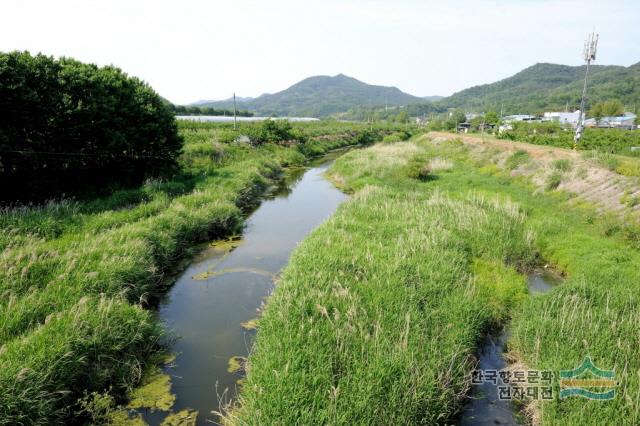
[141,155,347,425]
[458,268,563,425]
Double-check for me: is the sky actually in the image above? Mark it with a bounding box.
[2,0,639,105]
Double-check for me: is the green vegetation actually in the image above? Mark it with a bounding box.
[499,121,640,156]
[0,120,414,424]
[169,104,253,117]
[552,158,572,172]
[505,150,531,170]
[231,136,640,424]
[438,62,640,114]
[0,51,182,201]
[229,143,536,423]
[589,99,625,122]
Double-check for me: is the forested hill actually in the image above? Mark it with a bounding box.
[196,74,426,117]
[439,62,640,114]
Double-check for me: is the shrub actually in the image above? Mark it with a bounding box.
[246,119,307,145]
[0,51,183,201]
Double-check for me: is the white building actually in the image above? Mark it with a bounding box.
[584,112,637,129]
[502,114,538,123]
[543,110,581,126]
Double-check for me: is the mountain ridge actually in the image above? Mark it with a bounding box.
[188,61,640,117]
[437,62,639,114]
[195,74,431,117]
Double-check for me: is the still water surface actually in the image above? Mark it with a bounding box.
[141,155,346,425]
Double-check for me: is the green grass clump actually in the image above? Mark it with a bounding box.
[229,143,535,423]
[506,149,530,170]
[546,170,564,190]
[552,158,572,172]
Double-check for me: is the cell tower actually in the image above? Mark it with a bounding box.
[574,32,598,149]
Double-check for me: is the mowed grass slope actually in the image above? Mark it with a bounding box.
[0,122,391,424]
[229,144,536,424]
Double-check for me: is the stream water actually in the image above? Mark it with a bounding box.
[140,154,347,425]
[458,268,563,425]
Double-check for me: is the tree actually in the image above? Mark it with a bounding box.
[395,110,410,124]
[484,111,500,126]
[589,99,625,123]
[0,51,182,201]
[444,110,466,131]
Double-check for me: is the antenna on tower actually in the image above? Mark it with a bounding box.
[574,32,598,149]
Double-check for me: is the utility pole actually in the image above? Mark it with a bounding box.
[233,92,237,131]
[574,32,598,149]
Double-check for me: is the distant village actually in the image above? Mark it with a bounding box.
[449,109,638,133]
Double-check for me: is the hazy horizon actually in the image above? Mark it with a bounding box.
[3,0,639,105]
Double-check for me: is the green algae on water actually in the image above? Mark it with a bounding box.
[192,267,275,281]
[126,367,175,412]
[241,318,259,330]
[160,409,198,426]
[227,356,247,374]
[107,410,148,426]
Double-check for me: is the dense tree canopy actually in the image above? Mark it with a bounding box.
[0,51,183,201]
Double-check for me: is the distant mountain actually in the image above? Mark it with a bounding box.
[423,95,444,102]
[439,62,640,114]
[196,74,425,117]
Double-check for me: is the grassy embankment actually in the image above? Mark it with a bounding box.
[230,135,640,425]
[0,120,404,425]
[228,143,537,424]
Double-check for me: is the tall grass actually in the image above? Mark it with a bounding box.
[228,143,535,424]
[231,136,640,424]
[409,136,640,424]
[0,122,404,424]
